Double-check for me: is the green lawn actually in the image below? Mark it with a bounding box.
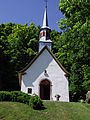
[0,101,90,120]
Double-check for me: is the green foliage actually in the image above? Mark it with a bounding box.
[0,91,44,109]
[0,22,40,91]
[11,91,31,104]
[0,91,31,104]
[58,0,90,101]
[0,91,11,101]
[50,30,62,53]
[29,94,43,110]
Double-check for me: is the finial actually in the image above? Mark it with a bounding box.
[44,0,48,7]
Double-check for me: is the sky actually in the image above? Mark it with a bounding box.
[0,0,64,31]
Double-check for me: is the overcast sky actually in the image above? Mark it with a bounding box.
[0,0,64,31]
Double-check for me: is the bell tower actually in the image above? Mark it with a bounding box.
[39,1,52,52]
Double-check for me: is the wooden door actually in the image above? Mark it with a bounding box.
[40,80,50,100]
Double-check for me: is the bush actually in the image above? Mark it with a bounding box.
[0,91,31,104]
[11,91,31,104]
[29,94,43,110]
[0,91,11,101]
[0,91,44,110]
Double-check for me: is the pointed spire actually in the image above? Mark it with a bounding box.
[41,1,50,29]
[42,6,48,28]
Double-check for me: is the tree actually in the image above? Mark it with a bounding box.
[58,0,90,101]
[0,23,17,90]
[0,22,40,91]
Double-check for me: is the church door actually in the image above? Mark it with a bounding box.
[40,80,50,100]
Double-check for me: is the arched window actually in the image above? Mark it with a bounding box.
[40,31,46,38]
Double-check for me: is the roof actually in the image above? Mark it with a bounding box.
[18,46,70,86]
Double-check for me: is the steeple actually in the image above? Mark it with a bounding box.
[39,2,52,52]
[42,5,48,28]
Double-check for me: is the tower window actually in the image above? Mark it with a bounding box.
[43,31,45,36]
[28,88,32,94]
[40,31,46,38]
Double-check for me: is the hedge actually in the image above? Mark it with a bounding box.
[0,91,44,109]
[0,91,31,104]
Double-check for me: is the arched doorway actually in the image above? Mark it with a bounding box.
[40,79,50,100]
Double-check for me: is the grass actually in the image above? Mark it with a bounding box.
[0,101,90,120]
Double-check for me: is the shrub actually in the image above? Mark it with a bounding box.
[0,91,44,110]
[11,91,31,104]
[0,91,31,104]
[29,94,43,110]
[0,91,11,101]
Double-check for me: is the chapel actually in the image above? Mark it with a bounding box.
[18,3,70,102]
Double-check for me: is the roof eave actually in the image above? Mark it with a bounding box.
[18,46,70,76]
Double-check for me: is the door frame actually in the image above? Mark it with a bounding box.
[39,79,52,100]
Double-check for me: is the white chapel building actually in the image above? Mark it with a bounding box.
[18,4,70,102]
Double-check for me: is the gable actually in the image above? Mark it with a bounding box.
[18,46,70,86]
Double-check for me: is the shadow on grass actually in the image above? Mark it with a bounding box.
[33,106,46,111]
[0,117,3,120]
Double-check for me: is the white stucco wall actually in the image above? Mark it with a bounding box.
[21,49,69,102]
[39,41,52,52]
